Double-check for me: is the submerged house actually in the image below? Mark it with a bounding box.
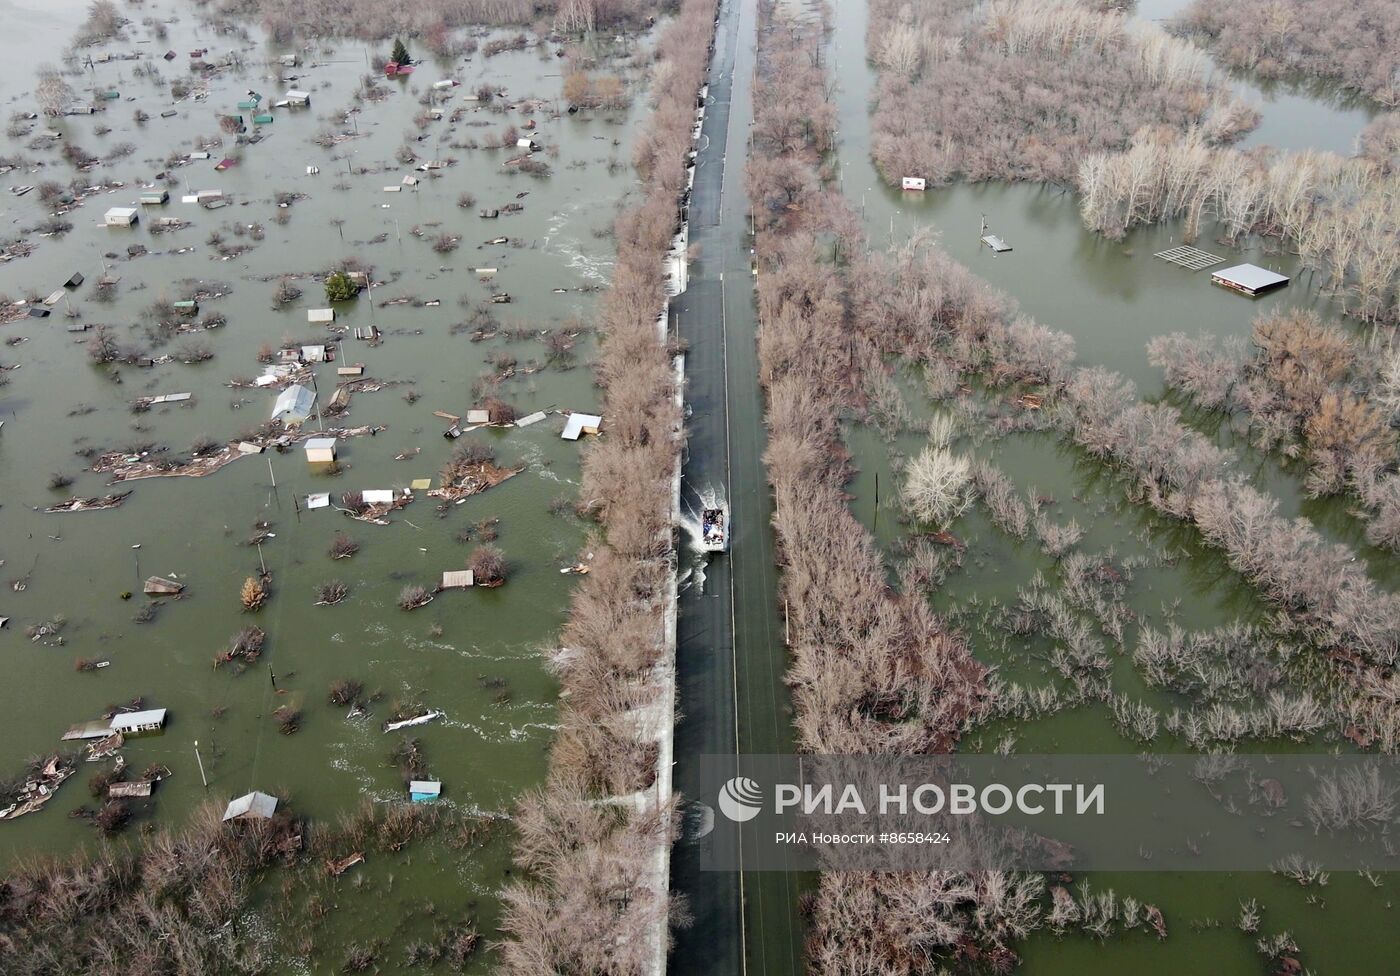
[1211,264,1290,297]
[104,207,138,226]
[222,791,278,821]
[561,413,602,441]
[409,780,441,802]
[271,384,316,424]
[303,437,337,464]
[110,708,168,735]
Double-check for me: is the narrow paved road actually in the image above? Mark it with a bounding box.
[670,0,804,972]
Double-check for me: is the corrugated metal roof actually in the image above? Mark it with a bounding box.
[408,780,441,795]
[304,437,337,451]
[441,570,474,588]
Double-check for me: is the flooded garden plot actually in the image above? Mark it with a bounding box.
[0,0,668,968]
[810,0,1400,972]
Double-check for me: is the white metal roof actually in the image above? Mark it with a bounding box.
[271,384,315,422]
[561,413,602,440]
[222,791,278,820]
[110,708,167,730]
[1212,264,1289,291]
[304,437,337,451]
[409,780,442,795]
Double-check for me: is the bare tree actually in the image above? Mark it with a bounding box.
[36,65,74,118]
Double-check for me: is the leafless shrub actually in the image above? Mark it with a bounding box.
[273,705,302,735]
[398,584,432,610]
[329,678,364,706]
[315,580,348,605]
[329,533,360,559]
[468,545,507,586]
[902,446,973,527]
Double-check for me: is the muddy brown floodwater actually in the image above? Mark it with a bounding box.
[0,1,662,969]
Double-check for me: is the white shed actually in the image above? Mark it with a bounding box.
[901,177,927,191]
[304,437,337,463]
[104,207,138,226]
[284,90,311,107]
[308,308,335,324]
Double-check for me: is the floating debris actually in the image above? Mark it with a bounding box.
[0,756,75,822]
[383,710,443,733]
[45,492,132,513]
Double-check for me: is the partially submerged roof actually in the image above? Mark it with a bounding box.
[1211,263,1289,294]
[304,437,337,452]
[561,413,602,440]
[271,384,316,423]
[409,780,441,799]
[110,708,167,731]
[143,575,184,595]
[109,780,154,798]
[223,791,278,821]
[441,570,474,589]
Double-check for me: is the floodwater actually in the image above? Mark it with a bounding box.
[827,0,1400,973]
[0,1,656,968]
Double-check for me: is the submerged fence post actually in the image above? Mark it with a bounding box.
[194,740,208,788]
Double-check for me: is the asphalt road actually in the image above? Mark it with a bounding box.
[670,0,805,973]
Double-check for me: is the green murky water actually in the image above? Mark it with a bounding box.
[0,1,658,968]
[827,0,1400,972]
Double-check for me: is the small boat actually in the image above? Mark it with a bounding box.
[701,507,728,552]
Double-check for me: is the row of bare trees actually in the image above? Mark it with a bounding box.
[865,0,1255,186]
[1077,128,1400,324]
[1149,310,1400,549]
[746,5,1053,972]
[494,2,720,971]
[1171,0,1400,106]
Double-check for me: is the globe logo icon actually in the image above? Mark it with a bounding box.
[717,776,763,822]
